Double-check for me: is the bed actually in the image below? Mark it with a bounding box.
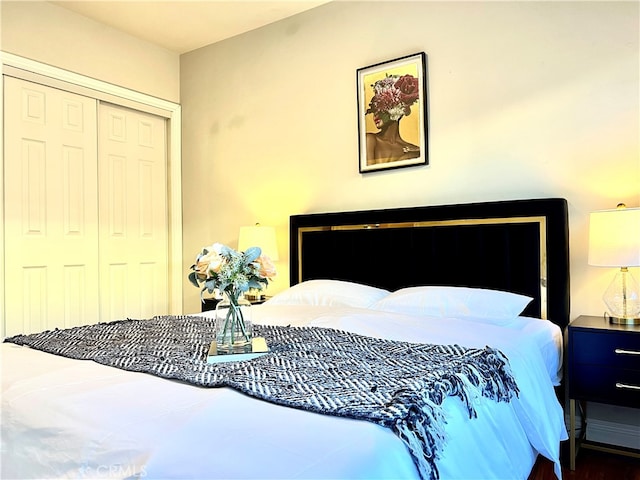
[1,198,570,480]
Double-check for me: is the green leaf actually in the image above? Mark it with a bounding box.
[188,271,199,288]
[205,278,216,293]
[243,246,261,263]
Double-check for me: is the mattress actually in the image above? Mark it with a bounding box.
[1,303,567,480]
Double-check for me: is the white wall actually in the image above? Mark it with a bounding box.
[180,1,639,317]
[1,1,180,102]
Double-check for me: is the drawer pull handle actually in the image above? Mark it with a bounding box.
[615,383,640,391]
[614,348,640,356]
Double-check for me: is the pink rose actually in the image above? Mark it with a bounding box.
[196,245,224,275]
[195,260,209,276]
[256,255,277,279]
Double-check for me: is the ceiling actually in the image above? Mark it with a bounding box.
[51,1,331,54]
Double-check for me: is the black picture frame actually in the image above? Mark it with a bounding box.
[356,52,428,173]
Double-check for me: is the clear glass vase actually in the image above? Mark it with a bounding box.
[215,293,253,354]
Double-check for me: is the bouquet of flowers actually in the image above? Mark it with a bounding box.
[188,243,276,303]
[189,243,276,354]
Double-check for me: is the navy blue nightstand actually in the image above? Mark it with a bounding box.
[201,298,220,312]
[201,296,270,312]
[567,315,640,469]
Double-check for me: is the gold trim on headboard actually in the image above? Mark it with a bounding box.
[297,215,548,319]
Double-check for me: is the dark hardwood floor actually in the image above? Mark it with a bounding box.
[529,447,640,480]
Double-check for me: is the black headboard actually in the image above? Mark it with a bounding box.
[290,198,570,330]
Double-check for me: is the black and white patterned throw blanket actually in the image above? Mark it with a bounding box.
[5,315,519,480]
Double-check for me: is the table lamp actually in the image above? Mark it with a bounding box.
[238,224,279,300]
[588,204,640,324]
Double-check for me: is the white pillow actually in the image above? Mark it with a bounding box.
[265,279,390,308]
[370,286,532,322]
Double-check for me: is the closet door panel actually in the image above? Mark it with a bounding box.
[98,103,168,321]
[4,77,99,336]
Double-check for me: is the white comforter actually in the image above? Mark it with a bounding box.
[1,305,567,480]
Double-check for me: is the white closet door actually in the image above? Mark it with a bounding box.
[98,103,168,321]
[3,76,100,336]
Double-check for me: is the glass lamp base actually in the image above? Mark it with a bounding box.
[607,314,640,326]
[603,269,640,324]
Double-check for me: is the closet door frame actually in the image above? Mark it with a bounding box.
[0,52,183,338]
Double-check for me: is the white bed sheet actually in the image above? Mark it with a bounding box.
[1,305,567,480]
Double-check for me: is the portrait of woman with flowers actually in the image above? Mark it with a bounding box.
[357,52,428,173]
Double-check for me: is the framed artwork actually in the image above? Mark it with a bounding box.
[356,52,428,173]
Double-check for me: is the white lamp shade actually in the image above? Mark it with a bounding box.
[588,207,640,267]
[238,225,279,261]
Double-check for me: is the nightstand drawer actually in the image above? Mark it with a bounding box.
[571,330,640,369]
[571,364,640,407]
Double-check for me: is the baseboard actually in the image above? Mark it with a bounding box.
[586,418,640,450]
[565,403,640,451]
